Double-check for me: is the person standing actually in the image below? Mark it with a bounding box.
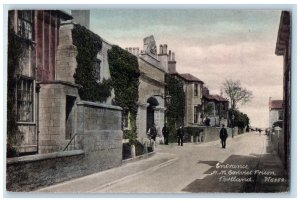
[148,124,157,142]
[162,123,169,145]
[219,124,228,149]
[177,125,184,146]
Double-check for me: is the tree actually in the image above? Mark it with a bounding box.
[165,74,185,142]
[222,79,253,110]
[229,109,250,132]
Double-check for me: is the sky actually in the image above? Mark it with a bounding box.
[90,9,283,128]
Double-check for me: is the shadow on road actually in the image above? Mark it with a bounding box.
[183,139,289,193]
[198,160,219,166]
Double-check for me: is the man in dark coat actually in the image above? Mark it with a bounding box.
[219,124,228,148]
[149,124,157,142]
[162,123,169,145]
[177,125,184,146]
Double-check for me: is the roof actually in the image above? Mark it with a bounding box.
[179,73,204,83]
[56,10,73,20]
[275,11,290,55]
[204,94,228,102]
[270,100,283,110]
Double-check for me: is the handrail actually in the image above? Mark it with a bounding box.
[63,133,78,151]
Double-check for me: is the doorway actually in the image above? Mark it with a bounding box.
[65,95,76,140]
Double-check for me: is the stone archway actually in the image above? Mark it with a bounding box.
[146,97,159,132]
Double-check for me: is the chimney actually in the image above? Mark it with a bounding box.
[158,44,169,72]
[168,51,176,74]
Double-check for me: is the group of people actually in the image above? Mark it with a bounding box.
[148,123,229,149]
[148,123,185,146]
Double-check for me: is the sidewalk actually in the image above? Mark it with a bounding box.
[36,152,177,193]
[183,133,289,193]
[253,137,289,192]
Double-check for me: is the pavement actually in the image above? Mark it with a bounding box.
[36,131,289,193]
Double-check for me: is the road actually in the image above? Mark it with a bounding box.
[37,132,269,193]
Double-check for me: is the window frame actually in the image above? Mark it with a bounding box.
[193,106,198,124]
[16,76,35,124]
[194,83,198,96]
[17,10,34,40]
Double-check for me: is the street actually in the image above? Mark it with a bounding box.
[37,132,287,193]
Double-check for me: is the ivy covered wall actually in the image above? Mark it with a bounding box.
[107,45,140,142]
[72,24,112,102]
[7,29,27,156]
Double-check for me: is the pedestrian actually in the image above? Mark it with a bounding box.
[177,125,184,146]
[219,124,228,149]
[148,123,157,142]
[162,123,169,145]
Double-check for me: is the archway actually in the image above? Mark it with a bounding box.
[146,97,159,132]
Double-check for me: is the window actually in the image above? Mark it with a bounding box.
[194,84,198,96]
[94,59,101,82]
[17,10,33,40]
[278,110,283,120]
[194,106,198,123]
[17,77,34,122]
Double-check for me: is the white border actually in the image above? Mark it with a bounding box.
[1,0,299,201]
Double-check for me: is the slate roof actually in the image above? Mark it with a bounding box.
[204,94,228,102]
[179,73,204,83]
[270,100,283,110]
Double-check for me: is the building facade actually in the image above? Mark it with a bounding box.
[127,35,170,139]
[275,11,291,170]
[8,10,73,154]
[203,94,229,127]
[8,10,122,156]
[268,98,283,128]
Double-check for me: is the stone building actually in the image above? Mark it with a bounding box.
[169,70,204,126]
[126,35,172,139]
[203,93,229,127]
[7,10,122,158]
[268,98,283,128]
[275,11,291,170]
[7,10,73,155]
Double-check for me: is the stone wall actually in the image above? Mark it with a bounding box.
[184,126,238,143]
[39,81,80,153]
[75,101,123,172]
[6,150,85,192]
[55,22,78,83]
[270,127,285,162]
[7,101,123,192]
[98,40,115,105]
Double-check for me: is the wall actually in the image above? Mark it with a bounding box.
[136,56,165,139]
[6,150,85,192]
[184,82,202,126]
[184,126,238,143]
[55,22,78,83]
[98,40,115,105]
[75,101,123,172]
[270,127,285,163]
[269,109,280,128]
[39,82,80,153]
[7,101,123,192]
